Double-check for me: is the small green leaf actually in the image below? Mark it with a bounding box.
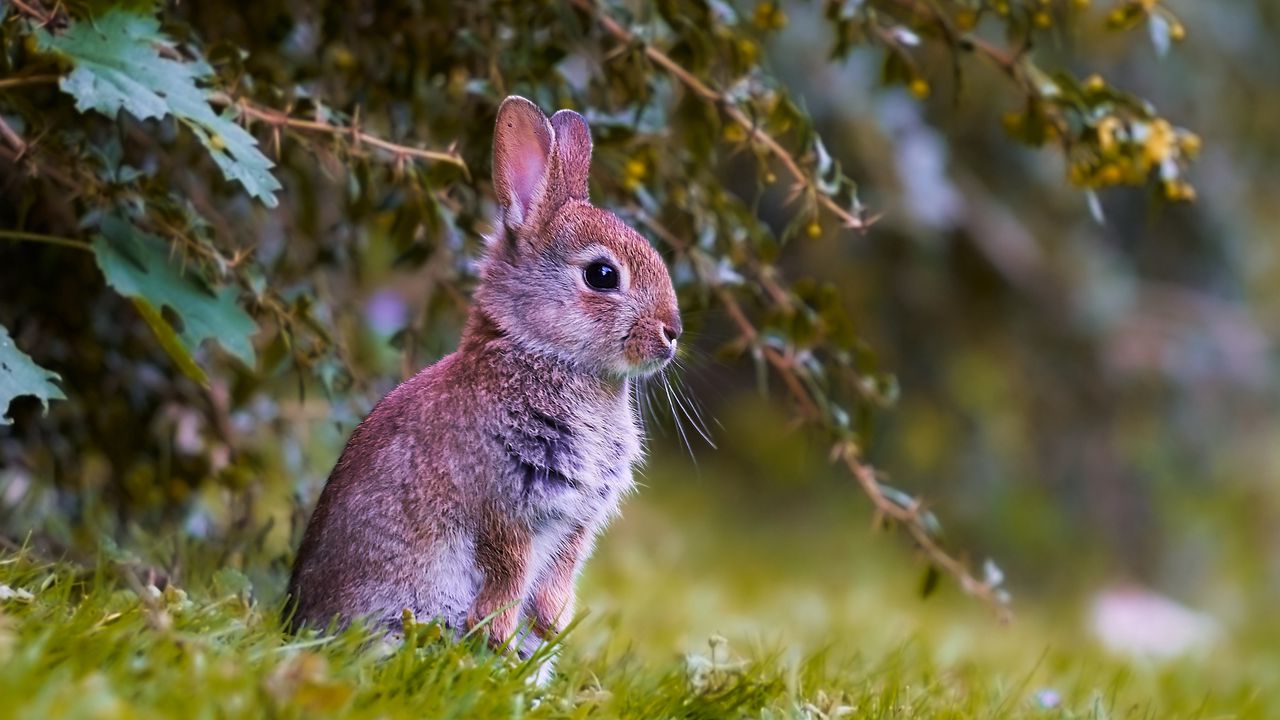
[36,10,281,206]
[93,214,257,384]
[0,323,66,424]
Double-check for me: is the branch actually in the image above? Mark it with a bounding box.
[10,0,53,25]
[0,229,92,252]
[0,74,61,91]
[0,115,26,155]
[880,0,1022,76]
[569,0,873,231]
[207,93,469,176]
[637,211,1010,620]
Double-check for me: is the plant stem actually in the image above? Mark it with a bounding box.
[0,74,60,91]
[569,0,872,231]
[207,93,469,176]
[0,229,92,253]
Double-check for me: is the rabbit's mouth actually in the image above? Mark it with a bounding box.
[624,355,672,378]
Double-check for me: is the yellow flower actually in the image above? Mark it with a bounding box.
[1143,119,1175,166]
[753,3,788,30]
[1096,116,1120,155]
[806,222,822,239]
[1178,132,1202,157]
[625,157,647,181]
[909,78,930,99]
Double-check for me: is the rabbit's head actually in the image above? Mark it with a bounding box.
[475,96,681,379]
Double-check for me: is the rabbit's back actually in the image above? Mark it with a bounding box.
[286,351,484,630]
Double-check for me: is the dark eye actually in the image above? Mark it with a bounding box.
[584,262,620,291]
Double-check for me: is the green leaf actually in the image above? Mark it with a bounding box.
[0,323,66,425]
[93,214,257,385]
[36,9,281,206]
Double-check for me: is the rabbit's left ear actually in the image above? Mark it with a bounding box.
[550,109,592,202]
[493,96,555,231]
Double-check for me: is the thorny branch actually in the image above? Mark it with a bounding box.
[568,0,874,232]
[206,93,469,176]
[637,211,1012,620]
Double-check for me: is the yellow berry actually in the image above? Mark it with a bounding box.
[624,157,647,180]
[1096,116,1119,155]
[1084,74,1106,93]
[806,222,822,239]
[1178,132,1202,157]
[1099,164,1122,185]
[909,78,930,99]
[1170,21,1186,41]
[753,3,788,30]
[724,124,747,143]
[332,46,356,70]
[1033,11,1052,28]
[765,172,777,184]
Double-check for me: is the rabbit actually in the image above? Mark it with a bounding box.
[285,96,682,674]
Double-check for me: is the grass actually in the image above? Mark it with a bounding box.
[1,473,1276,719]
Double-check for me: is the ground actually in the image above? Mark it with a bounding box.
[0,468,1274,719]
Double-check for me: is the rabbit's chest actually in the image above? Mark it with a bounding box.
[498,410,639,525]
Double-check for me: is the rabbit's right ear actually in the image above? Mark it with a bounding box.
[493,96,555,233]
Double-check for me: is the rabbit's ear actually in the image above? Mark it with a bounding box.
[493,96,554,231]
[550,110,592,202]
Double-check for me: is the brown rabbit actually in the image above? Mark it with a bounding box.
[286,96,682,668]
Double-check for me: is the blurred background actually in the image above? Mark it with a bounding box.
[2,0,1278,706]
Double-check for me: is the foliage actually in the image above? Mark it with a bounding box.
[0,323,64,424]
[0,0,1203,610]
[33,9,281,205]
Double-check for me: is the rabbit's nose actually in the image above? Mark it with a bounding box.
[662,321,682,344]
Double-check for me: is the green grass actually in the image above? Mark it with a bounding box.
[1,476,1276,719]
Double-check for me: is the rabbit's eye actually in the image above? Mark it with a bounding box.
[584,262,620,291]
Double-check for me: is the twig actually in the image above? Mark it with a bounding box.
[10,0,52,25]
[207,93,469,176]
[880,0,1021,73]
[0,132,82,191]
[568,0,871,231]
[636,210,1009,619]
[0,74,60,91]
[0,229,92,252]
[0,115,26,155]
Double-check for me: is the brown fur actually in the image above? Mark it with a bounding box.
[285,97,681,671]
